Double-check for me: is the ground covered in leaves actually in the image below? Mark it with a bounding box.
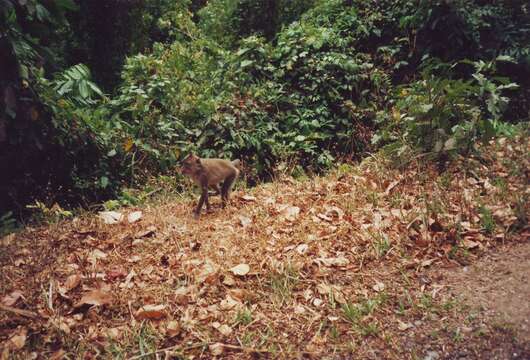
[1,137,529,359]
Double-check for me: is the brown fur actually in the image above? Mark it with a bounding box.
[180,154,240,218]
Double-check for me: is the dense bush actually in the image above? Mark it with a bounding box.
[110,1,392,180]
[198,0,315,46]
[378,65,518,160]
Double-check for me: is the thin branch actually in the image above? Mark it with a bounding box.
[0,304,39,319]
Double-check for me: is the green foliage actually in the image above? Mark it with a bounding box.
[2,0,529,219]
[375,57,520,157]
[234,308,253,326]
[110,2,393,181]
[0,212,17,237]
[478,205,495,234]
[342,294,386,336]
[467,57,520,121]
[52,64,104,105]
[26,201,73,224]
[199,0,315,46]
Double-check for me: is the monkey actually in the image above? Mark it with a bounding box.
[180,154,240,218]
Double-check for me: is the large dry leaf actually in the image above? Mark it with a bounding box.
[63,274,81,292]
[398,320,414,331]
[228,288,253,302]
[135,304,167,320]
[212,322,233,336]
[88,249,107,267]
[316,283,346,304]
[384,179,400,195]
[296,244,309,255]
[174,285,193,302]
[281,205,300,221]
[218,324,233,336]
[7,328,27,350]
[316,283,332,295]
[135,226,156,238]
[219,296,239,311]
[372,282,385,292]
[421,259,435,268]
[49,349,66,360]
[107,267,128,281]
[103,327,121,340]
[462,239,479,249]
[323,205,344,220]
[197,262,219,284]
[166,320,181,337]
[238,215,252,228]
[222,274,236,286]
[59,274,82,297]
[127,211,143,223]
[209,343,225,356]
[74,289,112,308]
[229,263,250,276]
[317,257,350,267]
[1,290,23,307]
[241,195,256,202]
[98,211,124,224]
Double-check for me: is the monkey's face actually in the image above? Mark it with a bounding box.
[180,155,201,176]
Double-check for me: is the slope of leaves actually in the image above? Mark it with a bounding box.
[0,136,528,358]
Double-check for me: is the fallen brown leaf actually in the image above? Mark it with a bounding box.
[135,304,167,320]
[1,290,23,307]
[127,211,143,223]
[229,263,250,276]
[74,289,112,308]
[98,211,124,224]
[7,327,27,350]
[63,274,82,292]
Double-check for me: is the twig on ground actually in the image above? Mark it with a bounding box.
[0,304,39,319]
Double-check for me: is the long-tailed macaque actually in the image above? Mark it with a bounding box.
[180,154,240,218]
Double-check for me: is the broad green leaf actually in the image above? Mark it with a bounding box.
[79,81,89,99]
[240,60,254,68]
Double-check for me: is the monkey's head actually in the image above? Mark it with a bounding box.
[180,154,202,176]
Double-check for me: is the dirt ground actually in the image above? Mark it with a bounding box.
[437,241,530,359]
[1,136,528,359]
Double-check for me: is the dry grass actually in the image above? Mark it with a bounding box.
[0,136,529,359]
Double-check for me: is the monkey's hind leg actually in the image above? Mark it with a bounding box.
[220,173,237,208]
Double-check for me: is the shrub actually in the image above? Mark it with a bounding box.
[374,57,519,158]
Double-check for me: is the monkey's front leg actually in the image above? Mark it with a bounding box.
[194,187,209,219]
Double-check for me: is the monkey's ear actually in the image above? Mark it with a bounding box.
[195,158,201,165]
